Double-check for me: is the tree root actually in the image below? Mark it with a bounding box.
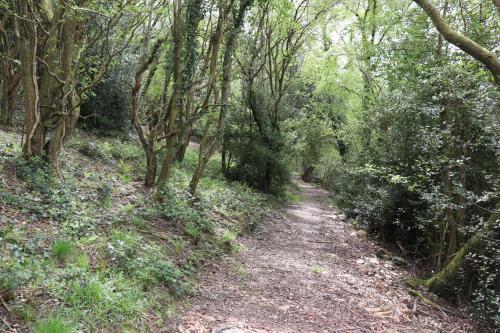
[408,289,442,310]
[405,277,426,289]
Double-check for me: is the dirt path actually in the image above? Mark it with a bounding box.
[173,180,477,333]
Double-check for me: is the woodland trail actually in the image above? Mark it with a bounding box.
[172,180,477,333]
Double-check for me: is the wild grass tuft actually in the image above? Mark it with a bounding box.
[74,254,89,270]
[35,317,72,333]
[52,240,74,260]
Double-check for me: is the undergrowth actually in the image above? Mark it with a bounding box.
[0,130,270,332]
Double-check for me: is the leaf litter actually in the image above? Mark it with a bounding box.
[171,180,480,333]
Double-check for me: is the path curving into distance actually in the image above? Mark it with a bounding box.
[171,180,476,333]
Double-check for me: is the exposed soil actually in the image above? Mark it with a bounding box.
[170,180,478,333]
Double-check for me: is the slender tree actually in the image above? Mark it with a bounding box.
[189,0,253,194]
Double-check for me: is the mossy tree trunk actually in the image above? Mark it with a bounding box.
[425,208,499,295]
[157,0,203,186]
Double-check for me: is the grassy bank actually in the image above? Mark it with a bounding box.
[0,129,270,332]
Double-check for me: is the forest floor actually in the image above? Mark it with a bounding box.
[170,180,479,333]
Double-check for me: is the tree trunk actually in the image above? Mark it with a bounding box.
[175,130,190,162]
[157,0,183,186]
[188,0,252,194]
[18,1,42,158]
[492,0,500,12]
[435,0,448,56]
[456,144,468,246]
[131,35,165,187]
[0,6,20,127]
[337,139,348,157]
[0,69,20,126]
[440,166,458,268]
[189,155,209,194]
[426,208,499,296]
[45,14,79,166]
[17,1,138,165]
[156,132,179,185]
[302,165,314,183]
[221,147,228,175]
[144,145,157,187]
[262,161,273,193]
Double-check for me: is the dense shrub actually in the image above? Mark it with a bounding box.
[325,65,499,323]
[222,110,290,194]
[224,140,290,195]
[80,62,133,135]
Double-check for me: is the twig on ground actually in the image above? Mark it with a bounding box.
[307,240,334,244]
[0,296,11,312]
[1,316,13,331]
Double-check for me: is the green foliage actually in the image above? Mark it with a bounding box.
[220,230,239,253]
[196,179,269,233]
[80,62,132,135]
[15,156,52,193]
[66,279,103,306]
[107,141,144,161]
[97,184,112,209]
[326,64,499,324]
[157,185,214,236]
[150,260,185,296]
[52,240,74,260]
[75,254,90,270]
[0,127,271,331]
[0,226,44,300]
[181,148,223,180]
[11,0,499,328]
[223,129,290,194]
[62,273,146,326]
[77,141,108,160]
[464,224,500,324]
[118,160,133,184]
[35,317,72,333]
[106,230,186,294]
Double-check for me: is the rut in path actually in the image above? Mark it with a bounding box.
[173,180,475,333]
